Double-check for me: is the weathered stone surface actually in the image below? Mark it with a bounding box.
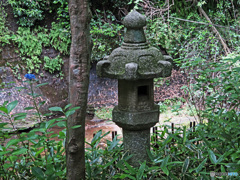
[113,105,159,130]
[96,10,173,167]
[123,10,146,43]
[118,79,154,111]
[123,129,150,167]
[96,10,172,80]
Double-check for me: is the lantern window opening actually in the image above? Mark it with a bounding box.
[137,85,149,101]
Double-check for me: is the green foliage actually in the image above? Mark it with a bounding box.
[90,10,124,61]
[85,130,124,179]
[180,55,240,122]
[8,0,51,27]
[146,121,240,178]
[95,107,113,120]
[49,22,71,55]
[146,16,181,56]
[158,101,168,114]
[10,27,43,73]
[3,24,68,75]
[0,1,11,47]
[144,0,239,63]
[13,27,43,56]
[0,79,79,179]
[44,55,64,74]
[52,0,69,28]
[3,0,70,76]
[1,1,240,178]
[0,102,69,179]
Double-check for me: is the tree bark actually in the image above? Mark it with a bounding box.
[67,0,91,179]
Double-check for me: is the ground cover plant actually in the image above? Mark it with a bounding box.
[1,56,240,179]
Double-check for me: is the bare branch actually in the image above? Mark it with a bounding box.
[169,16,240,32]
[198,6,231,55]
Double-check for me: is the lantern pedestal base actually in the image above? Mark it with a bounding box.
[123,129,150,167]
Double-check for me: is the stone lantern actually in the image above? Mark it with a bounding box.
[97,10,172,166]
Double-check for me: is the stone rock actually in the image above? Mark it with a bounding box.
[96,10,173,167]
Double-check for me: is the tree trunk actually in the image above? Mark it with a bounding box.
[67,0,91,179]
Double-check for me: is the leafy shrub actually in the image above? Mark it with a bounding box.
[0,2,11,47]
[90,10,124,61]
[44,55,64,74]
[11,27,43,73]
[8,0,52,27]
[0,76,79,179]
[180,55,240,122]
[6,24,68,74]
[49,22,71,55]
[52,0,69,28]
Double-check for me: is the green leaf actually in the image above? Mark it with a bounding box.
[24,107,35,110]
[208,150,217,164]
[182,126,187,144]
[161,155,170,168]
[0,123,8,128]
[45,119,56,129]
[57,121,66,127]
[43,113,53,117]
[32,167,45,180]
[108,137,120,151]
[38,101,46,106]
[168,161,183,165]
[182,157,190,174]
[15,86,27,90]
[36,82,48,88]
[68,106,80,111]
[31,128,46,133]
[196,158,207,173]
[161,166,169,176]
[117,174,136,180]
[12,148,28,155]
[6,100,18,114]
[221,165,226,172]
[14,113,27,120]
[116,161,126,170]
[217,154,225,164]
[65,110,75,117]
[64,104,72,110]
[124,161,136,175]
[6,139,20,148]
[45,164,55,175]
[49,106,63,112]
[137,161,146,180]
[102,156,118,169]
[0,107,8,114]
[147,149,154,161]
[0,150,11,156]
[71,125,81,129]
[0,112,7,116]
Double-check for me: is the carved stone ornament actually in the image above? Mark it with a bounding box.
[96,10,173,167]
[97,10,172,80]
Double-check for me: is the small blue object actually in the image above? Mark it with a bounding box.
[228,172,238,176]
[25,74,36,80]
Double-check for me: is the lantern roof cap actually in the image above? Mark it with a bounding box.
[123,10,146,29]
[96,10,172,80]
